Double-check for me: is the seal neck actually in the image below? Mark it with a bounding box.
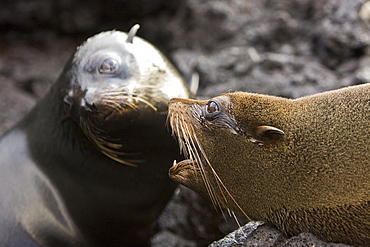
[17,69,177,245]
[21,70,112,171]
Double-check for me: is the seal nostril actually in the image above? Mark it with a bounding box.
[85,101,98,113]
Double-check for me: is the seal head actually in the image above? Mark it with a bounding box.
[64,24,190,165]
[168,85,370,246]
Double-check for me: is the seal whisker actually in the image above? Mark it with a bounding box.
[181,118,224,211]
[190,134,226,212]
[102,94,158,112]
[157,97,171,105]
[101,151,139,167]
[133,97,158,112]
[125,102,139,111]
[197,139,249,218]
[173,113,186,156]
[170,110,221,209]
[81,111,145,167]
[169,107,227,211]
[103,102,125,116]
[169,103,250,219]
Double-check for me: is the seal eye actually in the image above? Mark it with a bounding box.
[99,58,119,74]
[206,100,220,114]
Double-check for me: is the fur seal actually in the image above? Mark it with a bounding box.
[0,25,191,246]
[168,83,370,246]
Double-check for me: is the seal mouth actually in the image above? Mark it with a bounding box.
[169,159,211,196]
[169,159,197,182]
[168,99,246,216]
[77,88,168,166]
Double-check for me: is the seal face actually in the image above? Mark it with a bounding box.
[168,84,370,246]
[64,25,190,165]
[0,25,191,246]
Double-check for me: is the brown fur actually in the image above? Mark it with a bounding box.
[168,83,370,246]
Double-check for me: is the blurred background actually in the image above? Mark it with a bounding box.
[0,0,369,245]
[2,0,370,135]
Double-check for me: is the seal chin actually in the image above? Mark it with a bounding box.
[170,159,208,195]
[170,159,197,182]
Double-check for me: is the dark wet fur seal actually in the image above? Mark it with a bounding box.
[0,25,191,246]
[168,84,370,246]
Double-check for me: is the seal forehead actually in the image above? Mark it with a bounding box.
[74,31,166,69]
[224,92,286,124]
[69,30,187,101]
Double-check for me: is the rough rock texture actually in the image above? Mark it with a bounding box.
[0,0,369,246]
[152,186,249,247]
[156,0,370,99]
[209,222,352,247]
[0,39,76,135]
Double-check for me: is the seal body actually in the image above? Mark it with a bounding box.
[168,84,370,246]
[0,26,191,246]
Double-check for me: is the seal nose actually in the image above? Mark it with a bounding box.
[81,98,98,113]
[85,101,98,113]
[169,160,178,177]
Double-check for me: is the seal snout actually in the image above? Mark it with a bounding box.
[82,100,98,113]
[169,159,207,194]
[169,160,183,179]
[169,160,184,181]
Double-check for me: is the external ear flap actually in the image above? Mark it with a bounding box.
[126,24,140,43]
[256,125,285,138]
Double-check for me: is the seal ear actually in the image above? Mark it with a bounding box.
[256,125,285,138]
[126,24,140,43]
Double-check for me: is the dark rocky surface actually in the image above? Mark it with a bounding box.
[0,0,369,246]
[209,222,352,247]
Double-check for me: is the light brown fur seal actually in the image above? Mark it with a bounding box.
[168,83,370,246]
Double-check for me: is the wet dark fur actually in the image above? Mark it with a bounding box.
[0,28,191,246]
